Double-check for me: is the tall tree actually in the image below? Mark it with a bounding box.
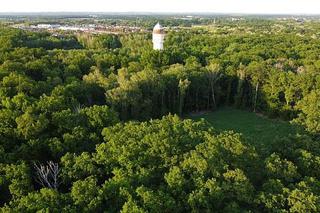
[205,62,222,109]
[246,62,266,112]
[178,79,191,116]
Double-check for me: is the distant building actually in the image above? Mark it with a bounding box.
[152,23,165,50]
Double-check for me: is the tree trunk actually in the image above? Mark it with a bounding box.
[178,91,184,116]
[207,90,210,110]
[211,83,216,109]
[226,79,232,105]
[195,89,199,112]
[235,78,244,108]
[161,90,165,115]
[253,82,259,112]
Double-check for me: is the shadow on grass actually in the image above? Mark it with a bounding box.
[188,107,305,155]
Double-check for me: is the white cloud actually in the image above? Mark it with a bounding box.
[0,0,319,14]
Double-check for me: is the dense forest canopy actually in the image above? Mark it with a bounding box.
[0,16,319,212]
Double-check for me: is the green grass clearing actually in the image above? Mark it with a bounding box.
[189,108,303,153]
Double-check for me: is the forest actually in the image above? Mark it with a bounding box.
[0,18,320,212]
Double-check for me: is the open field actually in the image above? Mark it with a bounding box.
[189,108,303,152]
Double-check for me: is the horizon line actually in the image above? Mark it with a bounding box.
[0,11,320,16]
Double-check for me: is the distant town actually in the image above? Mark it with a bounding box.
[3,13,318,36]
[12,23,146,34]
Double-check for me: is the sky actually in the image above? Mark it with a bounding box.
[0,0,320,14]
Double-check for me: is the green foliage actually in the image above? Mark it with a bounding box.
[0,19,320,212]
[16,111,50,139]
[2,188,74,212]
[71,176,102,211]
[293,89,320,134]
[78,34,122,49]
[0,163,33,202]
[265,153,299,183]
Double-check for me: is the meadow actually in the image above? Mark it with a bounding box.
[189,108,303,154]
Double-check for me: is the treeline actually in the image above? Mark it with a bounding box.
[0,22,319,211]
[0,27,82,50]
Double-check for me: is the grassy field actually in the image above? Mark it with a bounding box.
[189,108,302,152]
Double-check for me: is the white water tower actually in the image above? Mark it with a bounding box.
[152,23,165,50]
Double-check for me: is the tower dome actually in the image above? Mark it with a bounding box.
[153,22,165,34]
[152,22,165,50]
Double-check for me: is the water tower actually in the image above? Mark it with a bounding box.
[152,23,165,50]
